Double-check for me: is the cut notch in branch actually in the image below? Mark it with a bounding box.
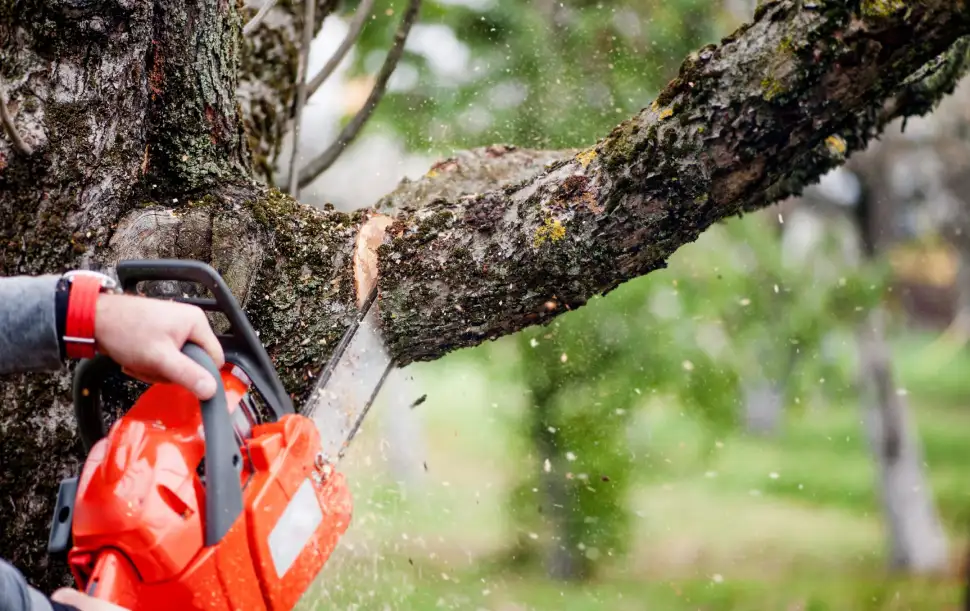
[0,88,33,156]
[353,212,396,308]
[306,0,377,101]
[297,0,422,190]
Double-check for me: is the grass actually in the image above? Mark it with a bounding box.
[296,331,970,610]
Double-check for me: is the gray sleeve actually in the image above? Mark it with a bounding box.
[0,559,55,611]
[0,275,63,375]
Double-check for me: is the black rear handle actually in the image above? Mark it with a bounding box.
[72,343,243,547]
[115,259,293,419]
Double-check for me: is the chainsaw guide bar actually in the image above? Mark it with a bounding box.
[303,286,394,463]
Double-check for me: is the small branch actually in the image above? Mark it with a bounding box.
[297,0,421,189]
[286,0,317,197]
[0,88,33,155]
[306,0,377,101]
[243,0,279,36]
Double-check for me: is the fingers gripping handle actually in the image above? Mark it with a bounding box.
[71,343,243,547]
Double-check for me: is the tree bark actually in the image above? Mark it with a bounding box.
[2,0,970,590]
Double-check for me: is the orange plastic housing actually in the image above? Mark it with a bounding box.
[68,367,353,611]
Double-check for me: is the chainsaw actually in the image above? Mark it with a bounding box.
[44,259,394,611]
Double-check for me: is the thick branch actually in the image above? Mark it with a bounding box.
[376,145,576,212]
[372,0,970,365]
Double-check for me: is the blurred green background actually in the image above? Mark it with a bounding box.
[295,0,970,608]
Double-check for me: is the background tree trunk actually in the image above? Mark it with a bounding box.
[531,390,589,582]
[848,152,950,572]
[2,0,970,590]
[742,373,787,436]
[857,306,949,572]
[792,158,951,572]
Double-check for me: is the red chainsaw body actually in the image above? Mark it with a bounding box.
[67,367,353,611]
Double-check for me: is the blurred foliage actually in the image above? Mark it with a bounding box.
[337,0,892,582]
[323,330,970,609]
[342,0,733,152]
[471,209,889,578]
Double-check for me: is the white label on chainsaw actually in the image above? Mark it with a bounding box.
[268,478,322,577]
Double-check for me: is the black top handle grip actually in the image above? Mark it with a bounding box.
[72,343,243,548]
[115,259,294,419]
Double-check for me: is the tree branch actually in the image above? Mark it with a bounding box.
[242,0,279,36]
[370,0,970,365]
[375,145,578,212]
[889,36,970,125]
[297,0,422,189]
[0,88,33,156]
[239,0,339,185]
[306,0,377,100]
[286,0,317,197]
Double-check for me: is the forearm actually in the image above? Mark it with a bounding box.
[0,275,63,375]
[0,559,69,611]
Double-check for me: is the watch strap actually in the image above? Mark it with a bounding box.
[63,274,102,360]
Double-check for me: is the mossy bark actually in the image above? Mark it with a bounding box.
[375,2,970,364]
[0,0,969,593]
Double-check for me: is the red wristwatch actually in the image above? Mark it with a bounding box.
[58,270,121,360]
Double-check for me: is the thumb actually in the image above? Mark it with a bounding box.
[153,346,218,400]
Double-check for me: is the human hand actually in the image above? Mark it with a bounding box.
[93,294,225,400]
[50,588,130,611]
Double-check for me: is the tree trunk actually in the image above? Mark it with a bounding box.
[742,375,786,436]
[843,139,951,573]
[857,307,949,573]
[2,0,970,590]
[531,394,588,582]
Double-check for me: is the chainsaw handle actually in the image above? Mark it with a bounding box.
[72,343,244,547]
[115,259,294,419]
[182,342,245,546]
[72,355,120,452]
